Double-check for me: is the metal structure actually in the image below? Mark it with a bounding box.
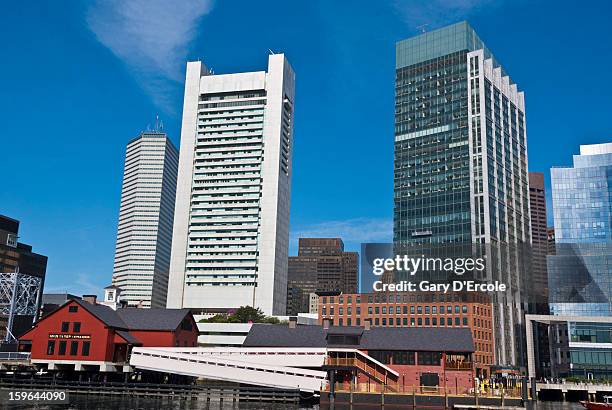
[0,268,42,342]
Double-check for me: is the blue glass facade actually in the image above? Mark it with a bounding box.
[549,143,612,316]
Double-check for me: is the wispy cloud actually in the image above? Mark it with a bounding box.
[392,0,501,28]
[86,0,213,112]
[46,274,103,297]
[290,218,393,251]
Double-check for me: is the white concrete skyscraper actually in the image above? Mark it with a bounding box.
[167,54,295,316]
[112,130,179,308]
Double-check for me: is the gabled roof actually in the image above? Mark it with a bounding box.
[63,300,191,331]
[243,324,474,352]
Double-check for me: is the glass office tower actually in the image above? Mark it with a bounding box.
[394,22,531,368]
[549,142,612,316]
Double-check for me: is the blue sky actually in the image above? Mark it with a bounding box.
[1,0,611,295]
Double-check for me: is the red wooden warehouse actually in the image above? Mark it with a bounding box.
[19,299,197,374]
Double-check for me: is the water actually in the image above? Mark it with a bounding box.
[0,395,584,410]
[1,395,319,410]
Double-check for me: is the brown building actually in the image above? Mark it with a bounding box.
[0,215,48,339]
[287,238,358,316]
[528,172,549,301]
[317,291,493,377]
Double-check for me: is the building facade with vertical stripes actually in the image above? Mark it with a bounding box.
[166,54,295,316]
[394,22,531,368]
[112,131,178,308]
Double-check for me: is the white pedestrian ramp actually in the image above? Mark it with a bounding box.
[130,347,328,392]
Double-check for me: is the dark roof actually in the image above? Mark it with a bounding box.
[104,284,120,290]
[117,308,192,331]
[74,300,127,328]
[116,330,142,345]
[72,300,192,331]
[243,325,474,352]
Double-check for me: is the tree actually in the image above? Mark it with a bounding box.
[230,306,266,323]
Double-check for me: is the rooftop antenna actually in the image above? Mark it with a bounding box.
[155,114,159,132]
[269,49,275,55]
[417,24,429,33]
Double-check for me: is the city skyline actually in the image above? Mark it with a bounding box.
[2,1,612,296]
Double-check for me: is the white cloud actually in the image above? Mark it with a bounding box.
[86,0,213,112]
[45,274,104,297]
[393,0,500,28]
[290,217,393,251]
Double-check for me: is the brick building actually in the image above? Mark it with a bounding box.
[19,299,197,374]
[318,291,493,377]
[286,238,358,315]
[244,322,476,393]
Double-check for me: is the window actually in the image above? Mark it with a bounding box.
[425,318,430,326]
[455,305,460,313]
[418,318,422,326]
[356,307,361,315]
[463,317,468,326]
[338,318,343,326]
[322,307,327,316]
[382,318,387,326]
[462,305,468,313]
[82,341,90,356]
[375,307,380,314]
[70,341,78,355]
[396,306,401,314]
[432,306,437,314]
[68,306,78,313]
[432,318,437,326]
[347,318,352,326]
[61,322,69,332]
[403,318,408,326]
[418,352,442,366]
[455,317,460,326]
[403,306,408,314]
[73,322,81,333]
[356,318,361,326]
[425,306,430,314]
[368,307,372,314]
[322,297,327,304]
[382,307,387,314]
[392,351,416,365]
[447,306,452,313]
[339,308,343,315]
[375,318,380,326]
[47,341,55,355]
[417,306,423,314]
[410,306,415,314]
[389,318,394,326]
[58,341,67,355]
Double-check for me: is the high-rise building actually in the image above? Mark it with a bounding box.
[528,172,549,304]
[393,22,531,367]
[549,142,612,316]
[112,131,178,308]
[167,54,295,316]
[0,215,47,339]
[286,238,358,315]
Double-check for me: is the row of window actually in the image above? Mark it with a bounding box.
[60,322,81,333]
[322,305,470,315]
[322,316,469,327]
[46,340,90,357]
